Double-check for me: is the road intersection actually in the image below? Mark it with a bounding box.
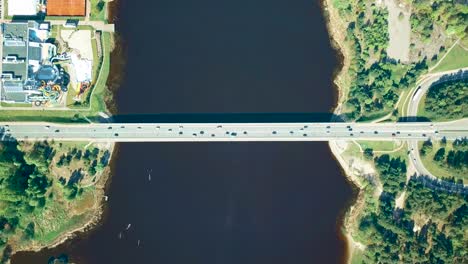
[404,69,468,182]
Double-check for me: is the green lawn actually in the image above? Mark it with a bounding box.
[89,32,112,113]
[431,44,468,72]
[416,93,436,120]
[351,249,366,264]
[357,141,403,152]
[90,0,107,21]
[1,102,32,107]
[357,110,393,122]
[342,142,363,158]
[45,16,85,21]
[418,141,467,183]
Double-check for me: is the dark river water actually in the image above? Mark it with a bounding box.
[13,0,355,263]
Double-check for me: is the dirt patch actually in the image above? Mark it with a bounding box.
[71,191,96,215]
[385,0,411,62]
[410,23,449,63]
[395,191,406,208]
[61,30,94,61]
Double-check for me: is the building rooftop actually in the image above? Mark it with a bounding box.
[2,23,29,81]
[1,21,53,103]
[7,0,39,16]
[47,0,86,16]
[28,46,42,61]
[3,22,29,42]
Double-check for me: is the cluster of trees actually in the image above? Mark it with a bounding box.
[0,141,52,252]
[0,141,109,260]
[432,138,468,172]
[357,160,467,263]
[420,139,433,156]
[340,1,429,120]
[425,79,467,120]
[57,147,108,177]
[59,170,85,200]
[375,154,407,195]
[411,0,468,41]
[24,142,56,173]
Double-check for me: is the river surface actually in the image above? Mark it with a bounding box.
[13,0,354,263]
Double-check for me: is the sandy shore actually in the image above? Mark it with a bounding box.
[322,0,370,262]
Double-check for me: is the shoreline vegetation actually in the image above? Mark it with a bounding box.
[2,0,467,263]
[325,0,467,263]
[14,143,116,254]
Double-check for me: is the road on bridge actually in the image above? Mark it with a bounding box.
[1,120,467,142]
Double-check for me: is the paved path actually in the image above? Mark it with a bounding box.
[1,120,467,142]
[48,20,115,32]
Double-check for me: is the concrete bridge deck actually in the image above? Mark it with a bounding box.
[1,119,467,142]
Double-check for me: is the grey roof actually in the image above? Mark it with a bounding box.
[2,22,29,81]
[4,92,27,102]
[28,21,39,29]
[3,23,28,41]
[1,21,53,103]
[3,43,27,60]
[2,62,28,80]
[2,80,24,92]
[28,46,41,61]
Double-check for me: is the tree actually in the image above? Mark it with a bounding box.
[433,147,445,162]
[23,222,35,240]
[420,140,433,156]
[364,148,374,160]
[375,155,406,194]
[97,1,106,12]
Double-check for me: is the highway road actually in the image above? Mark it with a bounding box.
[406,69,468,118]
[406,69,468,179]
[1,120,467,142]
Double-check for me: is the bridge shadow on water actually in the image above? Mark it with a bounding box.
[105,113,347,123]
[397,116,432,122]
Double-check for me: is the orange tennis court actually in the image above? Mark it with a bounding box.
[47,0,86,16]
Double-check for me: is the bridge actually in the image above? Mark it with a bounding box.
[1,119,467,142]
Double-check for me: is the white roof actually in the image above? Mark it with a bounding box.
[8,0,39,16]
[71,54,92,82]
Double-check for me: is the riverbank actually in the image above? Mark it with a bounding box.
[322,0,352,112]
[322,0,370,263]
[4,2,120,262]
[13,143,116,255]
[0,139,116,263]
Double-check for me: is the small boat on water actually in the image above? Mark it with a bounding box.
[148,169,152,181]
[118,232,122,239]
[126,224,132,230]
[137,240,141,246]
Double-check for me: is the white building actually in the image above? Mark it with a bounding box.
[8,0,39,16]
